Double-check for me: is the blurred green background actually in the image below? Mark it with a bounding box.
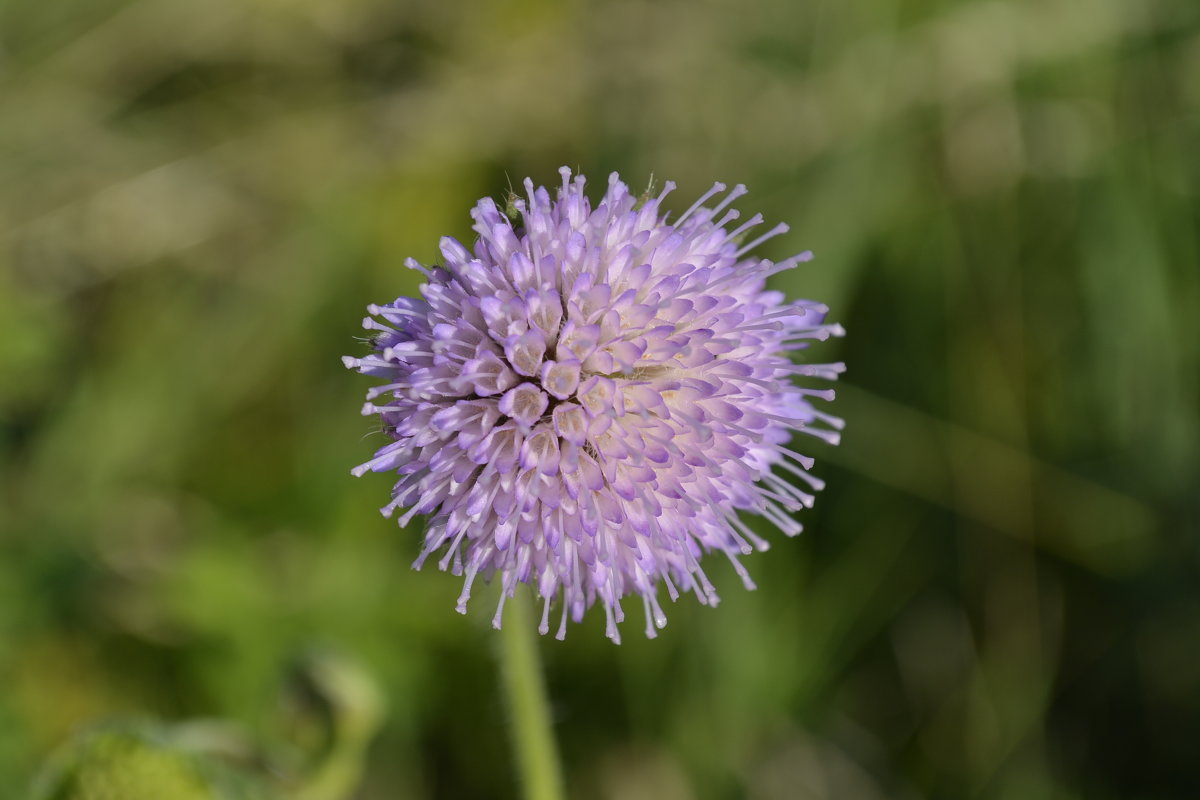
[2,0,1199,796]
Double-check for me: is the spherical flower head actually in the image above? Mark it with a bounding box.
[345,168,844,642]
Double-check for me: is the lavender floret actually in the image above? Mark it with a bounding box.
[345,169,844,642]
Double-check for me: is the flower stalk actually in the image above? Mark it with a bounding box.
[497,589,565,800]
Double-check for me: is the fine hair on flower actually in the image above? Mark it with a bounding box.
[345,168,844,642]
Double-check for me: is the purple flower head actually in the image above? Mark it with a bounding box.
[345,169,844,642]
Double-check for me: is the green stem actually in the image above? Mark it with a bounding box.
[498,590,566,800]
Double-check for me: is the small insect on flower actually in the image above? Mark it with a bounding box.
[345,169,844,642]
